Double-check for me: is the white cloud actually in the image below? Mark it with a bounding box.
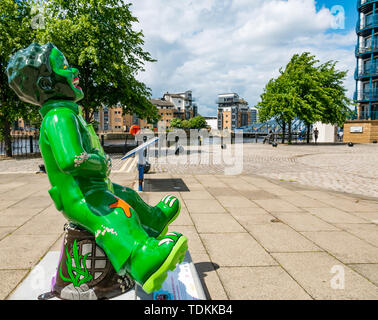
[131,0,356,116]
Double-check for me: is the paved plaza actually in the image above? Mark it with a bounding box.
[0,143,378,299]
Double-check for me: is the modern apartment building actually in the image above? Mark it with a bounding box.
[344,0,378,142]
[355,0,378,120]
[163,90,198,120]
[217,93,252,130]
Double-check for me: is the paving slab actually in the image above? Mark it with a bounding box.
[10,195,53,210]
[217,266,312,300]
[319,198,378,212]
[181,190,214,200]
[171,208,194,226]
[334,223,378,247]
[12,206,66,236]
[302,231,378,264]
[272,212,339,232]
[190,252,228,300]
[0,234,62,269]
[184,199,226,214]
[200,233,277,267]
[191,214,245,233]
[273,252,378,299]
[240,190,278,200]
[168,225,206,254]
[206,187,241,197]
[349,264,378,287]
[0,270,29,300]
[246,223,321,252]
[0,227,16,241]
[282,195,330,208]
[254,199,303,212]
[216,195,258,208]
[306,207,368,224]
[0,207,44,227]
[225,207,269,215]
[232,212,277,226]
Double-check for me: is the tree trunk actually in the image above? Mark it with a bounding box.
[1,117,12,157]
[306,123,311,144]
[288,120,292,144]
[282,121,286,144]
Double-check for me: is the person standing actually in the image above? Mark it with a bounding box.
[313,127,319,145]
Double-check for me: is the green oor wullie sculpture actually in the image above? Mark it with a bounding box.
[7,43,187,295]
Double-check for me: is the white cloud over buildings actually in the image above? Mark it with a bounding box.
[130,0,356,116]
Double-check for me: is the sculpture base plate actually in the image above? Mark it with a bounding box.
[9,250,205,300]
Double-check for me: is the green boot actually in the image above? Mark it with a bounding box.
[113,184,181,239]
[127,232,188,293]
[76,191,187,294]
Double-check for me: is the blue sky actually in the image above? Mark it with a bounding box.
[130,0,357,116]
[317,0,357,31]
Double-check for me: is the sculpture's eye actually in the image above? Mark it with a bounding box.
[63,65,68,69]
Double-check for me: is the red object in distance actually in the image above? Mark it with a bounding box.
[130,125,141,136]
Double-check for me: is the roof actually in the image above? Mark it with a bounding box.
[163,93,186,99]
[150,99,175,107]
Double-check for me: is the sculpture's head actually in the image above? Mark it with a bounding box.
[6,42,84,106]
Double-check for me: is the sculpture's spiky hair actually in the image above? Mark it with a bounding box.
[7,42,56,106]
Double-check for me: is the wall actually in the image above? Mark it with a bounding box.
[312,122,337,143]
[344,121,378,143]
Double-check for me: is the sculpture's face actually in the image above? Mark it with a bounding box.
[49,48,84,102]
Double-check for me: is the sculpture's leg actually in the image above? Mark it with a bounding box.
[112,183,181,239]
[63,189,187,293]
[52,223,135,300]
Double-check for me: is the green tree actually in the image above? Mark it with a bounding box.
[170,118,183,129]
[257,52,352,144]
[37,0,159,124]
[189,115,207,129]
[257,74,296,143]
[0,0,38,157]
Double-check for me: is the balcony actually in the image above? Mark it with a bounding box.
[358,0,378,9]
[356,14,378,33]
[355,64,378,79]
[355,90,378,101]
[355,41,378,56]
[358,110,378,120]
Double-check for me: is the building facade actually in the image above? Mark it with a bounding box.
[163,90,198,120]
[96,90,199,132]
[355,0,378,120]
[345,0,378,142]
[217,93,252,130]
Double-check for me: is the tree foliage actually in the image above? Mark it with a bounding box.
[0,0,38,156]
[256,52,352,143]
[37,0,159,123]
[170,116,208,129]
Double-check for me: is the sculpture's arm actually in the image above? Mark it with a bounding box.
[44,109,109,178]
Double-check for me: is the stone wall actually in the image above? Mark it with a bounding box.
[344,121,378,143]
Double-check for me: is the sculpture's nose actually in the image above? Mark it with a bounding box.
[71,67,79,77]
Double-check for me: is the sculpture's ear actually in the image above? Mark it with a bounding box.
[37,76,53,91]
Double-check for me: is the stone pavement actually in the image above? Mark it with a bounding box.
[0,170,377,300]
[151,143,378,199]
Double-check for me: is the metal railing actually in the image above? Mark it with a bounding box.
[355,42,378,55]
[355,90,378,101]
[355,65,378,78]
[357,14,378,32]
[358,110,378,120]
[358,0,378,9]
[0,133,40,157]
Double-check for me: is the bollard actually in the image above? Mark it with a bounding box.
[29,135,34,154]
